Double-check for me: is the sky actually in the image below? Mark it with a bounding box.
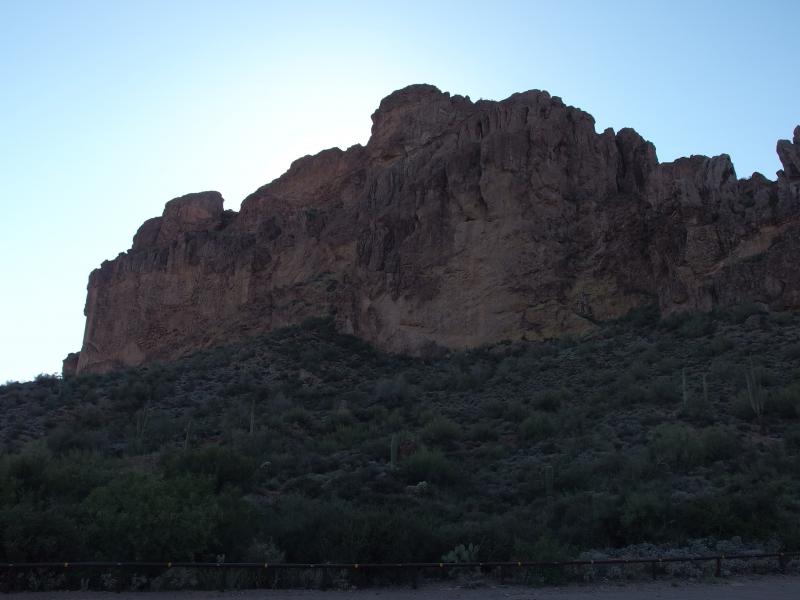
[0,0,798,382]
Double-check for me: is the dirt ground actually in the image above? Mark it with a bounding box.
[6,575,800,600]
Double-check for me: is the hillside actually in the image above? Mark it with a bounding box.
[4,304,800,564]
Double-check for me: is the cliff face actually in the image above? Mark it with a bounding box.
[65,85,800,375]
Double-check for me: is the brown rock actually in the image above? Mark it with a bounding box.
[777,126,800,180]
[62,352,79,377]
[65,85,800,374]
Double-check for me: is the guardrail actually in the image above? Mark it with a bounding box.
[2,552,798,592]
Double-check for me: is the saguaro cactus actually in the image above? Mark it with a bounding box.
[390,434,399,470]
[745,358,764,431]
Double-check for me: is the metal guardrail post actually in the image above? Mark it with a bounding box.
[3,566,12,594]
[218,564,225,592]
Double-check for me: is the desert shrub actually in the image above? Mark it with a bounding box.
[558,406,587,436]
[503,399,528,421]
[421,416,460,446]
[648,377,680,403]
[38,453,114,502]
[400,448,455,485]
[677,314,716,338]
[732,389,761,422]
[3,447,50,495]
[765,383,800,418]
[654,356,681,374]
[321,423,369,449]
[622,304,661,327]
[629,360,650,381]
[727,303,767,324]
[266,495,443,562]
[212,490,262,559]
[163,446,256,492]
[373,376,411,406]
[441,542,480,562]
[660,311,716,338]
[532,388,568,412]
[467,422,498,442]
[649,424,703,472]
[520,413,555,442]
[512,535,575,583]
[46,425,107,455]
[75,405,105,429]
[467,362,493,387]
[483,399,506,419]
[222,376,254,398]
[786,342,800,360]
[619,489,674,542]
[783,426,800,453]
[700,426,740,462]
[640,345,661,364]
[109,380,152,411]
[557,461,595,492]
[617,382,650,405]
[82,473,223,560]
[243,538,285,563]
[706,335,734,356]
[0,501,82,561]
[683,392,713,424]
[282,406,313,427]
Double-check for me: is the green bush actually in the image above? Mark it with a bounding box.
[532,388,567,412]
[648,377,680,403]
[400,448,456,485]
[661,311,713,336]
[677,314,716,338]
[441,542,480,562]
[467,422,498,442]
[374,376,411,405]
[82,473,224,560]
[519,412,555,442]
[503,399,527,421]
[727,303,767,324]
[46,424,107,455]
[649,424,703,472]
[282,407,313,427]
[700,426,740,462]
[0,502,81,561]
[765,384,800,418]
[619,489,673,541]
[163,446,256,492]
[421,416,460,446]
[783,425,800,453]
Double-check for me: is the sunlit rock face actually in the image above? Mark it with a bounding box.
[67,85,800,374]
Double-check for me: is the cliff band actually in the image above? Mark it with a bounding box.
[64,85,800,375]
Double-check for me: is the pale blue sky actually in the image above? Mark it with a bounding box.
[1,0,797,382]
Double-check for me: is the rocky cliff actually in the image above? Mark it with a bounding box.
[65,84,800,375]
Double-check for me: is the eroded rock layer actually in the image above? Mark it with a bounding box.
[66,85,800,374]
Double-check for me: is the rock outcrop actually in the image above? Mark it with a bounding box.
[66,85,800,374]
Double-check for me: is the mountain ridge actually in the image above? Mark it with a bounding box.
[65,84,800,375]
